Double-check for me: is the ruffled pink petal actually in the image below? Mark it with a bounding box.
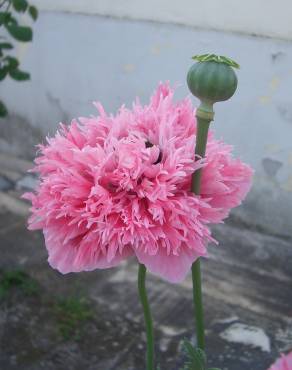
[268,352,292,370]
[44,227,133,274]
[135,243,203,283]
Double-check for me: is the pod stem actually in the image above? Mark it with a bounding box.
[191,102,213,351]
[138,263,155,370]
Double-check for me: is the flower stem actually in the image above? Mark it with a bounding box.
[138,263,155,370]
[191,104,213,351]
[191,260,205,350]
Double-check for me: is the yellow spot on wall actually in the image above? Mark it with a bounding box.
[264,144,280,153]
[150,42,173,56]
[269,77,280,91]
[259,96,271,105]
[150,45,161,56]
[259,77,280,105]
[282,175,292,192]
[123,64,135,73]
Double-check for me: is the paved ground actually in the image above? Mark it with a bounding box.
[0,153,291,370]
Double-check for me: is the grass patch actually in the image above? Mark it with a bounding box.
[0,269,39,298]
[54,296,93,340]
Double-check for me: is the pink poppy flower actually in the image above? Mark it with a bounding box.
[268,352,292,370]
[24,83,252,283]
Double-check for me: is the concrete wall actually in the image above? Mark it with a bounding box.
[32,0,292,40]
[1,10,292,237]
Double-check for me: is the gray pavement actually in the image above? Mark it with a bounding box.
[0,153,291,370]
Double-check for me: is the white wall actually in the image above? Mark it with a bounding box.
[33,0,292,40]
[2,11,292,237]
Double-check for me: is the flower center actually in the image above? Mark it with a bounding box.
[145,140,162,164]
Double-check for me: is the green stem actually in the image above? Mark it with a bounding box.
[138,263,155,370]
[191,116,211,194]
[191,260,205,350]
[191,104,213,351]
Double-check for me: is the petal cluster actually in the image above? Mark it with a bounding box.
[268,352,292,370]
[24,83,252,283]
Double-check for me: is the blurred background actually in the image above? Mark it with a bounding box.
[0,1,291,369]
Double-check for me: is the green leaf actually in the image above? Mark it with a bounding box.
[182,340,206,370]
[9,68,30,80]
[208,368,222,370]
[0,67,8,81]
[12,0,28,12]
[9,15,18,26]
[4,56,19,70]
[1,13,18,27]
[5,24,32,42]
[0,101,8,118]
[0,42,13,50]
[0,12,9,26]
[28,5,38,21]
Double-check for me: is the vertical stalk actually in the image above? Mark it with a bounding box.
[138,263,155,370]
[191,116,211,194]
[191,107,212,351]
[191,260,205,350]
[187,53,238,358]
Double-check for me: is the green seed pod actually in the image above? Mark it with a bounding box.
[187,54,239,105]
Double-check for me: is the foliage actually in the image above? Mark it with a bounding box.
[180,340,221,370]
[0,0,38,117]
[192,53,240,69]
[0,269,39,297]
[54,297,93,340]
